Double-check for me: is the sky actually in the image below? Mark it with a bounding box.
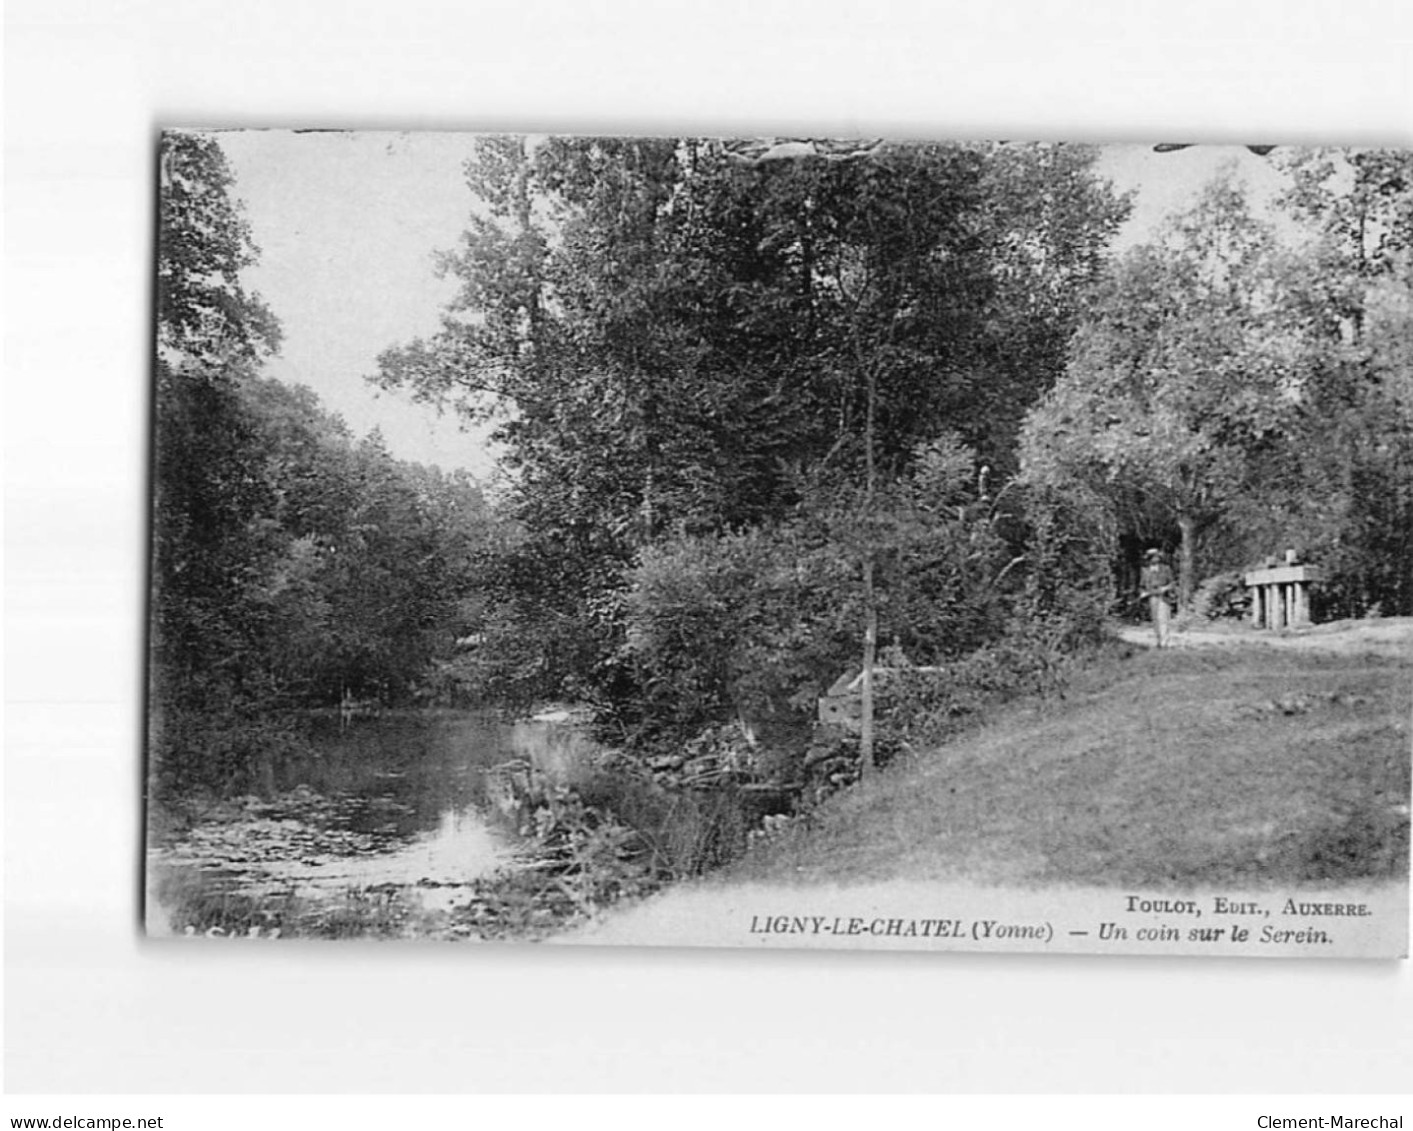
[214,133,1298,476]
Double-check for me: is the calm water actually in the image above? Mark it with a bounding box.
[291,710,527,833]
[148,709,599,932]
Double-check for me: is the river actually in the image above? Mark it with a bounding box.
[146,709,597,938]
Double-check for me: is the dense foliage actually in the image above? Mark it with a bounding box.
[1022,150,1413,618]
[154,134,1413,796]
[150,136,1413,941]
[150,134,494,797]
[375,137,1131,732]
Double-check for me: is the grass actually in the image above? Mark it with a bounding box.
[730,645,1411,890]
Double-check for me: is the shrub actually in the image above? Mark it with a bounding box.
[620,532,771,731]
[618,469,1022,740]
[1188,571,1249,622]
[877,609,1110,748]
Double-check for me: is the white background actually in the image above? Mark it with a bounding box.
[6,0,1413,1095]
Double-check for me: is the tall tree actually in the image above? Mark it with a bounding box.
[156,133,282,368]
[152,134,499,798]
[1020,172,1300,606]
[1269,148,1413,614]
[971,143,1134,471]
[375,136,1129,716]
[151,132,283,714]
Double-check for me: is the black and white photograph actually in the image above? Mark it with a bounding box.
[142,131,1411,957]
[11,0,1413,1108]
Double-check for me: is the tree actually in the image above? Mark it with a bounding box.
[1020,172,1300,606]
[152,134,501,797]
[617,439,1013,742]
[971,143,1134,472]
[1268,149,1413,615]
[233,383,496,705]
[720,142,1124,770]
[374,136,1129,724]
[151,134,283,714]
[157,133,282,368]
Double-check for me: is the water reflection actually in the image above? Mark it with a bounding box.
[148,709,598,933]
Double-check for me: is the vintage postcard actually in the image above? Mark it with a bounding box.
[145,131,1411,957]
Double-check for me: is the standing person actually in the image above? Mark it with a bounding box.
[1140,547,1175,648]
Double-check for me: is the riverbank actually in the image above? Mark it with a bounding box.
[146,784,509,938]
[147,625,1412,943]
[143,707,642,940]
[567,640,1411,947]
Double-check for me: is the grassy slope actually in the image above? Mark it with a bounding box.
[731,646,1412,890]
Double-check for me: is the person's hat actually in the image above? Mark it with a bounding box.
[1145,548,1162,558]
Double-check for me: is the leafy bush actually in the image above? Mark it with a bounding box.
[619,532,772,731]
[618,451,1022,739]
[1188,571,1249,622]
[876,606,1113,748]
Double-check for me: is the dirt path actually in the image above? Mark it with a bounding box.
[1117,616,1413,657]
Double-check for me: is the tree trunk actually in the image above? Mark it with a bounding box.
[860,556,876,777]
[859,360,878,778]
[1177,513,1196,609]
